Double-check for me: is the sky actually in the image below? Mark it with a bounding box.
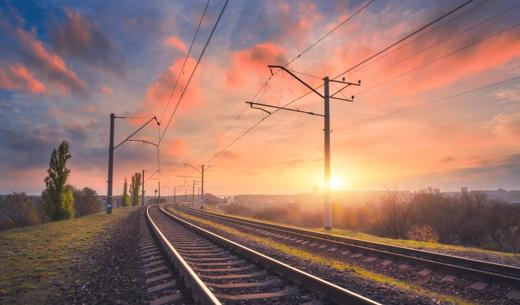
[0,0,519,196]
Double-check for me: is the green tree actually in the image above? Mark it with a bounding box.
[121,179,130,207]
[74,187,102,217]
[42,141,75,220]
[130,172,142,206]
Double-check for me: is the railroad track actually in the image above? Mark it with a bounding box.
[175,205,520,290]
[145,204,382,305]
[139,209,195,305]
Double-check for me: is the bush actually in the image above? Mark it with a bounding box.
[0,192,42,230]
[74,187,102,217]
[407,224,439,242]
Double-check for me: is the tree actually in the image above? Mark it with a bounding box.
[378,190,414,239]
[0,192,41,229]
[74,187,102,217]
[42,141,75,220]
[129,172,142,206]
[121,179,130,207]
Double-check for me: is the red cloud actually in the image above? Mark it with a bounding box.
[162,138,187,157]
[133,56,204,126]
[356,28,520,100]
[16,28,85,94]
[164,36,187,53]
[0,64,45,93]
[226,42,287,88]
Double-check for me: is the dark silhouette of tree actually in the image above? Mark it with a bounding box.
[42,141,75,220]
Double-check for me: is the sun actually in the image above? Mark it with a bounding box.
[327,176,345,191]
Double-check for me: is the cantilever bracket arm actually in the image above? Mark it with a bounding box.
[331,96,355,102]
[330,79,361,99]
[127,139,159,147]
[114,116,160,150]
[184,163,202,173]
[246,101,324,117]
[268,65,323,98]
[247,101,271,115]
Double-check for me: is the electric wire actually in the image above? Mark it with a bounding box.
[159,0,210,125]
[348,75,520,126]
[201,0,376,161]
[357,3,520,82]
[160,0,230,142]
[204,1,476,161]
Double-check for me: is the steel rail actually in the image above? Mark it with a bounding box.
[177,205,520,288]
[158,206,383,305]
[145,205,222,305]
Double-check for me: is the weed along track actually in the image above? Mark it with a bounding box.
[146,204,382,305]
[171,205,520,304]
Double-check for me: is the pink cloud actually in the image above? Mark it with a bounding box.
[162,138,187,157]
[226,42,287,88]
[0,63,45,93]
[100,84,113,95]
[164,36,187,53]
[16,28,85,94]
[132,56,204,125]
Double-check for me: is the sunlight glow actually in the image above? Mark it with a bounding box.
[327,176,345,191]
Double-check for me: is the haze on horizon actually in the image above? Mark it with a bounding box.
[1,0,519,196]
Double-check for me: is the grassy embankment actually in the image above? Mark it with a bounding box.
[169,207,475,305]
[201,204,519,261]
[0,207,139,305]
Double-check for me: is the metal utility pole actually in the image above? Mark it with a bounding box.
[174,186,176,203]
[106,114,160,214]
[323,77,331,229]
[201,164,204,207]
[107,113,115,214]
[246,65,360,230]
[191,180,195,206]
[185,163,208,209]
[141,169,145,206]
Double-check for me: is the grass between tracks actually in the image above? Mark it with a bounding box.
[201,205,519,261]
[0,206,139,305]
[169,207,476,305]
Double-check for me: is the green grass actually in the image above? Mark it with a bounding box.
[202,205,519,261]
[0,207,139,305]
[170,208,476,305]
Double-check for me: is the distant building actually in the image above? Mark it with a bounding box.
[461,187,468,195]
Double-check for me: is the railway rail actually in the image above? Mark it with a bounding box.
[175,205,520,289]
[145,204,382,305]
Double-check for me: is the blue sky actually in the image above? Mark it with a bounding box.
[1,0,519,195]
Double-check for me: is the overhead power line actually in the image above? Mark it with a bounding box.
[349,75,520,126]
[205,0,476,161]
[160,0,230,142]
[199,0,376,161]
[353,22,520,97]
[159,0,210,125]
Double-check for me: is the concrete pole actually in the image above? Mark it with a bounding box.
[106,113,115,214]
[141,170,145,206]
[323,77,332,230]
[192,180,195,206]
[201,164,205,209]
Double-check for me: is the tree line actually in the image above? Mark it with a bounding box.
[224,189,520,253]
[0,140,142,231]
